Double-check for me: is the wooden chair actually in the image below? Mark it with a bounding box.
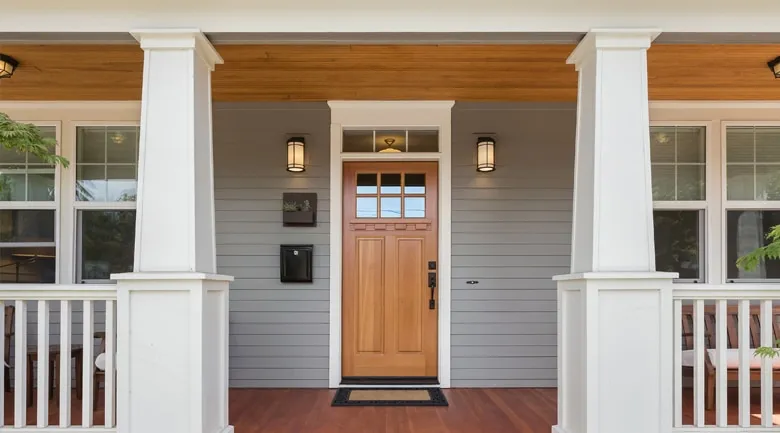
[681,305,780,410]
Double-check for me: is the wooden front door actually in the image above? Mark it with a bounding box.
[342,162,439,378]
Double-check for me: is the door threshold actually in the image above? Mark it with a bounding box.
[341,376,439,386]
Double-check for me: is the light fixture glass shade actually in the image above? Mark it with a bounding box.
[287,137,305,172]
[476,137,496,172]
[0,54,19,79]
[769,56,780,78]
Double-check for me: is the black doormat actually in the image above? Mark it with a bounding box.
[331,388,448,407]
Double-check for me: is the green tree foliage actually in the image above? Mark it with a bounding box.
[0,112,69,167]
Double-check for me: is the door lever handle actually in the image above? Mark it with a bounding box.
[428,272,436,309]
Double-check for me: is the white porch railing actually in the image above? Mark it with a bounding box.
[673,284,780,432]
[0,285,117,433]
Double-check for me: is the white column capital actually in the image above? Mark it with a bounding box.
[131,29,223,71]
[567,28,661,69]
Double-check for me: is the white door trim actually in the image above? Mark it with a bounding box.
[328,101,454,388]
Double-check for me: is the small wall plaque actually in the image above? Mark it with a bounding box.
[282,192,317,227]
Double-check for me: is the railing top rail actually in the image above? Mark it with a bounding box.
[673,283,780,300]
[0,284,117,300]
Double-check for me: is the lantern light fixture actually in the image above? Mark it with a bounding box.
[768,56,780,79]
[476,136,496,172]
[0,54,19,79]
[286,136,305,172]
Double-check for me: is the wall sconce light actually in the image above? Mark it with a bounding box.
[476,136,496,172]
[768,56,780,79]
[0,54,19,79]
[286,137,305,172]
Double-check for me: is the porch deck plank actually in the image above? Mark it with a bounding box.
[2,387,780,431]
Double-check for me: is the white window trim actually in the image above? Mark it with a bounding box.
[721,120,780,283]
[650,121,712,283]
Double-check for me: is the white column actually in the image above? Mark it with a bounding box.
[113,30,233,433]
[554,29,676,433]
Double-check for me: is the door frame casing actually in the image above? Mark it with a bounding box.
[328,101,454,388]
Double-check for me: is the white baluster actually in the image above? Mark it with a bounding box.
[673,299,682,427]
[13,300,26,428]
[82,300,93,427]
[105,300,116,428]
[693,299,705,426]
[715,300,727,427]
[738,299,750,427]
[760,300,773,427]
[60,300,71,428]
[37,300,49,427]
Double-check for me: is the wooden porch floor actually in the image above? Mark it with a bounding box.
[5,387,780,431]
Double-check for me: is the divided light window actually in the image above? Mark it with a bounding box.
[725,126,780,281]
[651,126,706,282]
[75,126,139,283]
[343,129,439,153]
[0,125,57,283]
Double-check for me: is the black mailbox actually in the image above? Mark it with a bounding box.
[280,245,313,282]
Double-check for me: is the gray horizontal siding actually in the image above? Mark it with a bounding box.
[451,103,575,387]
[214,102,330,388]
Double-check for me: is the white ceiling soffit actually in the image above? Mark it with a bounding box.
[2,32,780,45]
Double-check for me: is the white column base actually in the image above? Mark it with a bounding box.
[114,272,233,433]
[554,272,675,433]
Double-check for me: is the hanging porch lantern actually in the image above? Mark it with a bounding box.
[286,137,305,172]
[476,136,496,172]
[0,54,19,79]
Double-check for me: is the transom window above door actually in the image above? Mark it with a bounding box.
[343,129,439,153]
[355,172,427,218]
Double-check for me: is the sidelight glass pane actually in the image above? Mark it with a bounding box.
[404,197,425,218]
[380,197,402,218]
[356,173,377,194]
[404,174,426,194]
[653,210,702,280]
[727,210,780,280]
[380,173,402,194]
[356,197,377,218]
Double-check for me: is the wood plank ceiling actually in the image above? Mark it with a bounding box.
[0,44,779,101]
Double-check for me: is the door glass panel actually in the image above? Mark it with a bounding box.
[404,174,426,194]
[356,197,377,218]
[404,197,425,218]
[380,173,402,194]
[356,173,378,194]
[380,197,401,218]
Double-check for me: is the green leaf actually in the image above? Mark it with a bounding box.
[0,112,69,168]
